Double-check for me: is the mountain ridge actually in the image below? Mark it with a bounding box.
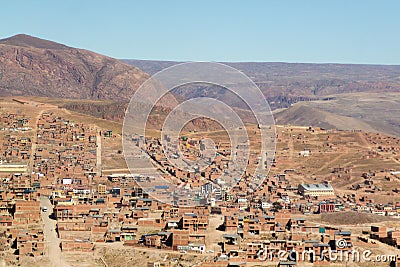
[0,34,70,50]
[0,34,161,102]
[1,35,399,136]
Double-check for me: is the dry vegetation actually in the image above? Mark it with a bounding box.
[308,211,397,225]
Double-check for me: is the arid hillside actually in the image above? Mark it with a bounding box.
[0,34,150,101]
[275,93,400,137]
[124,59,400,109]
[125,60,400,136]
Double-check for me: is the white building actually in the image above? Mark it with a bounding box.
[298,183,334,197]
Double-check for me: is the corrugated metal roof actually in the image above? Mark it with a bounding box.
[301,183,333,191]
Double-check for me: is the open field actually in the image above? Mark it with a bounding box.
[275,92,400,137]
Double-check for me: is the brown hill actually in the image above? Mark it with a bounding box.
[0,34,69,50]
[125,60,400,136]
[124,60,400,110]
[0,34,153,101]
[274,93,400,137]
[274,103,375,132]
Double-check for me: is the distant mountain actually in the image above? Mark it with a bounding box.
[0,34,151,101]
[274,103,375,132]
[124,59,400,136]
[123,59,178,75]
[123,59,400,110]
[275,93,400,137]
[0,34,69,50]
[1,34,399,135]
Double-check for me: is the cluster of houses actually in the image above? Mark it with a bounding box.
[33,112,100,252]
[0,113,44,259]
[370,225,400,249]
[0,113,31,173]
[0,197,43,258]
[1,110,400,266]
[33,112,99,192]
[0,112,31,132]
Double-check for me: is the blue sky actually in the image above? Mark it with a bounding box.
[1,0,400,64]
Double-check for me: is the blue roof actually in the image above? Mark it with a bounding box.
[155,185,169,189]
[335,231,351,236]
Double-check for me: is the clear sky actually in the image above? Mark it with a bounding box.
[1,0,400,64]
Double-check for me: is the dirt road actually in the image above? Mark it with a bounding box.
[40,197,71,267]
